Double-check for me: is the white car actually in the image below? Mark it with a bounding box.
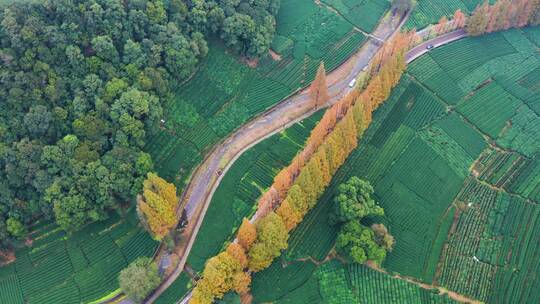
[348,78,357,88]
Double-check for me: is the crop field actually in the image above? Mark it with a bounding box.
[321,0,390,32]
[281,75,481,283]
[404,0,495,30]
[253,259,456,303]
[186,111,324,272]
[246,28,540,303]
[146,0,389,190]
[0,210,158,304]
[437,178,540,303]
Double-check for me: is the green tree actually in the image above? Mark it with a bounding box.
[92,35,119,64]
[119,257,161,303]
[336,221,387,265]
[331,177,384,224]
[6,218,26,239]
[0,0,279,247]
[23,105,53,138]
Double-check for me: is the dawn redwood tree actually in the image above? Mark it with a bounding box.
[273,167,294,199]
[453,9,467,29]
[237,218,257,250]
[137,173,178,240]
[436,16,449,34]
[310,62,330,108]
[226,243,248,269]
[276,199,302,231]
[248,212,288,272]
[190,250,247,304]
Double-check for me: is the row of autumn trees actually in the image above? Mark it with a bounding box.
[467,0,540,35]
[428,0,540,37]
[190,31,417,304]
[0,0,280,248]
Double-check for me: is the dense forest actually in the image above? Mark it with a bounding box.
[0,0,279,248]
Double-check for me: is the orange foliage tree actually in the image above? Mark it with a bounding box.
[453,9,467,29]
[467,0,540,36]
[310,62,330,108]
[237,218,256,250]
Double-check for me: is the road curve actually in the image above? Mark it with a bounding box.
[406,29,467,63]
[145,17,470,304]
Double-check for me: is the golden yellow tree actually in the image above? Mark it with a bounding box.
[276,199,302,231]
[313,148,331,185]
[248,212,289,272]
[286,184,309,217]
[226,243,248,269]
[138,173,177,240]
[189,251,245,304]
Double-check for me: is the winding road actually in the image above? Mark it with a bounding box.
[143,15,470,304]
[142,12,405,304]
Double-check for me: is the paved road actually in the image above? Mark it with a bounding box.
[406,29,467,63]
[145,17,470,304]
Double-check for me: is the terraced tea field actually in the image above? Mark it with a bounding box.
[145,0,389,191]
[0,210,158,304]
[252,259,457,303]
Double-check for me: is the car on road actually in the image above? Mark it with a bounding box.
[348,78,357,88]
[426,44,434,50]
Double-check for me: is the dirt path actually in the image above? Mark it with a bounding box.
[366,263,482,304]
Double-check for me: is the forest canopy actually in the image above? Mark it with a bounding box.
[0,0,279,247]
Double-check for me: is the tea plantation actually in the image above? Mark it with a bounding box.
[0,210,158,304]
[251,260,457,303]
[222,27,540,303]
